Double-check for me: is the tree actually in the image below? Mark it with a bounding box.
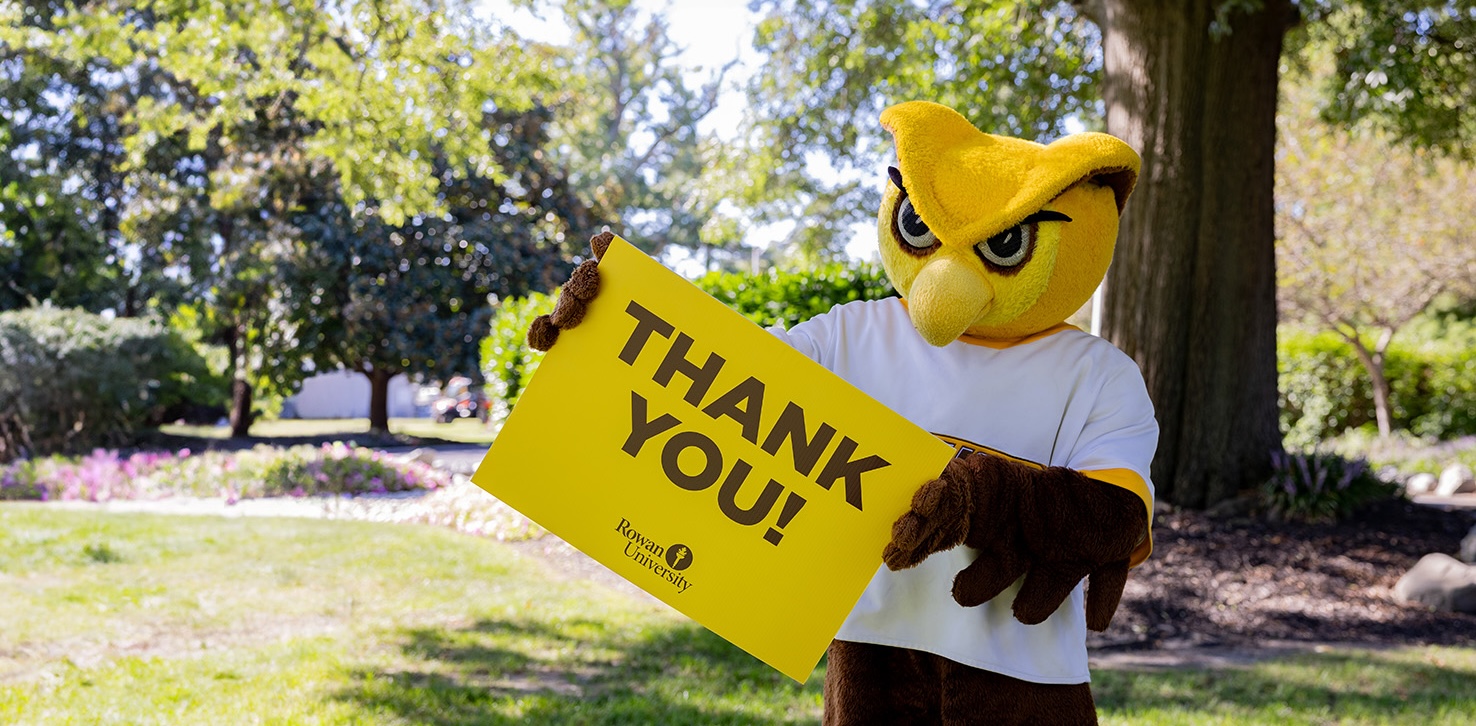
[745,0,1101,258]
[281,142,570,434]
[746,0,1476,507]
[1086,0,1292,508]
[4,0,562,436]
[1276,70,1476,437]
[539,0,747,262]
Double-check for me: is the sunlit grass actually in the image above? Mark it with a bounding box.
[0,506,819,724]
[157,417,497,444]
[1095,647,1476,724]
[3,505,1475,724]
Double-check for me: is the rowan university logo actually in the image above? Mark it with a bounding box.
[615,518,695,594]
[665,543,694,571]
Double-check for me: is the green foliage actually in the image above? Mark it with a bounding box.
[744,0,1101,253]
[480,291,556,421]
[0,307,213,461]
[543,0,748,262]
[1260,450,1399,524]
[1278,328,1476,447]
[479,264,894,424]
[155,306,231,422]
[1307,0,1476,158]
[694,262,896,329]
[1,0,562,226]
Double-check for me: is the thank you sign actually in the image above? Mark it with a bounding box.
[472,236,954,682]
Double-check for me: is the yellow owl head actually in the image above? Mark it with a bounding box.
[876,101,1140,346]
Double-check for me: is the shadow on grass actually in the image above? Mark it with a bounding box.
[137,428,476,453]
[336,617,824,724]
[1094,649,1476,721]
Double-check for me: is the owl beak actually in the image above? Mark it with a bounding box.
[906,255,993,346]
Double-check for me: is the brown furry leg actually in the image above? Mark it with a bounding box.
[823,641,939,725]
[940,658,1097,725]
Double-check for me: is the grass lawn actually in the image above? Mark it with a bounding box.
[0,506,816,724]
[3,506,1475,724]
[158,417,498,445]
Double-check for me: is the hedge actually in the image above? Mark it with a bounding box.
[0,307,216,461]
[481,263,896,422]
[694,262,896,329]
[480,291,556,425]
[1279,329,1476,448]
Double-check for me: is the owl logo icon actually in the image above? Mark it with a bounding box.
[665,544,694,571]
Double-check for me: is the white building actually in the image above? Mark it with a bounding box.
[282,370,425,419]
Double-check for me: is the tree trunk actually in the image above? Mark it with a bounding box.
[1345,334,1394,438]
[226,323,253,438]
[368,369,392,435]
[1099,0,1292,508]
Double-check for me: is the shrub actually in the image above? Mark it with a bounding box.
[478,264,896,426]
[480,291,556,423]
[694,262,896,329]
[1259,450,1400,523]
[0,307,203,461]
[1278,328,1476,446]
[151,306,231,424]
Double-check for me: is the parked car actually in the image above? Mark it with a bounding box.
[431,377,490,423]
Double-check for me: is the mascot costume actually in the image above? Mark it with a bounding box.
[529,100,1158,725]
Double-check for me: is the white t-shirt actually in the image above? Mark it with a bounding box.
[768,297,1158,684]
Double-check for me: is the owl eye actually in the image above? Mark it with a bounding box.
[893,195,938,252]
[975,210,1072,271]
[976,224,1034,269]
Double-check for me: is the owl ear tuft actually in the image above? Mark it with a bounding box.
[1089,167,1138,213]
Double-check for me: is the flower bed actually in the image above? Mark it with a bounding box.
[0,444,454,503]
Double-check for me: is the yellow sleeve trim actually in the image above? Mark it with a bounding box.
[1082,468,1154,568]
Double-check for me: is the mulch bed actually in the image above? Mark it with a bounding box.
[1092,500,1476,652]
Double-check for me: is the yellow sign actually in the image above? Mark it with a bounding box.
[472,237,955,682]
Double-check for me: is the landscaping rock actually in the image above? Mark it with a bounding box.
[1436,464,1476,496]
[1393,553,1476,613]
[1406,472,1438,496]
[1462,525,1476,565]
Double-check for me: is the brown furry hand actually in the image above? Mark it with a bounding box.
[527,231,613,351]
[882,468,974,570]
[883,452,1147,631]
[1010,467,1146,630]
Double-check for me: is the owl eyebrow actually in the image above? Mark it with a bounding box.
[887,166,1072,225]
[1021,210,1073,224]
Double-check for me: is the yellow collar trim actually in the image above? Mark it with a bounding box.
[896,299,1080,349]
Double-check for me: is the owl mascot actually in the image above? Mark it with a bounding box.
[530,101,1158,725]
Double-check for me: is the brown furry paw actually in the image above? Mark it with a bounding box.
[590,231,614,260]
[524,233,612,350]
[1012,562,1091,625]
[527,315,560,351]
[882,468,973,571]
[951,548,1029,607]
[1085,559,1131,631]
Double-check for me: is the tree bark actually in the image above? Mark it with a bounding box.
[1099,0,1291,508]
[1344,330,1394,438]
[225,322,254,439]
[368,368,393,435]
